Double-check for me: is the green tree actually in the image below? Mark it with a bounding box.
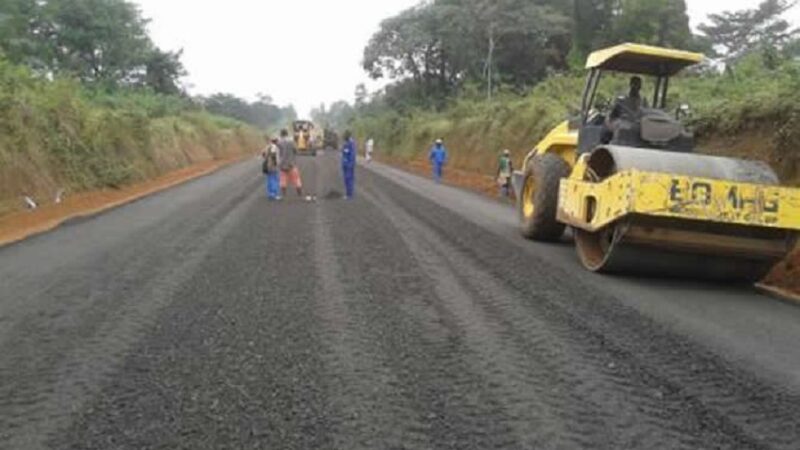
[201,94,296,130]
[311,101,355,131]
[0,0,186,93]
[0,0,50,68]
[142,49,186,95]
[363,3,460,104]
[354,83,368,108]
[363,0,572,104]
[465,0,572,97]
[43,0,152,83]
[698,0,798,62]
[610,0,693,49]
[569,0,616,66]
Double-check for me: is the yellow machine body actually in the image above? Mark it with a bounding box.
[585,43,704,75]
[555,146,800,279]
[292,120,317,154]
[559,168,800,233]
[525,121,578,167]
[513,43,799,280]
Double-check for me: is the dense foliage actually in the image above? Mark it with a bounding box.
[0,58,261,214]
[0,0,184,93]
[0,0,296,130]
[347,0,800,185]
[199,94,297,132]
[699,0,799,64]
[353,0,800,113]
[352,53,800,184]
[0,0,277,211]
[362,0,704,108]
[311,100,356,132]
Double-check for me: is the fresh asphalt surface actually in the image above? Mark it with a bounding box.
[2,151,800,449]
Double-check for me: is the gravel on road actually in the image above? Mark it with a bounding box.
[1,151,799,449]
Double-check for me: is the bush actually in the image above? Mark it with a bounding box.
[353,55,800,183]
[0,58,261,215]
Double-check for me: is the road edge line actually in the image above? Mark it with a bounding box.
[755,282,800,305]
[0,155,250,249]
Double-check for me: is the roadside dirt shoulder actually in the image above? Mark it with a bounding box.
[377,156,510,200]
[761,254,800,302]
[0,155,251,247]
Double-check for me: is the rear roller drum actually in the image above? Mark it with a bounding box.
[574,220,783,281]
[574,224,622,273]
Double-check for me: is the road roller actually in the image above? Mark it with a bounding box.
[513,43,800,281]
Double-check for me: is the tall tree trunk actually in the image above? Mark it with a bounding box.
[439,49,447,99]
[485,26,495,101]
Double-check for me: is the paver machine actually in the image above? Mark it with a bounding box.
[513,43,800,280]
[293,120,318,156]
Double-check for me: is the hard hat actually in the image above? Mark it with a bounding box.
[435,138,443,144]
[503,149,510,155]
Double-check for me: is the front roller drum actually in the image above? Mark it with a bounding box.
[569,146,796,281]
[574,218,791,281]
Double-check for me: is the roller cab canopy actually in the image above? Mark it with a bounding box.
[586,43,704,76]
[293,120,314,131]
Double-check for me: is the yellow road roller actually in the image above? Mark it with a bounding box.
[512,43,800,280]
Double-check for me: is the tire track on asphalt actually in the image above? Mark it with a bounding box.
[312,189,431,449]
[58,163,333,449]
[325,182,523,449]
[0,174,262,449]
[365,181,759,449]
[361,186,592,448]
[362,184,707,449]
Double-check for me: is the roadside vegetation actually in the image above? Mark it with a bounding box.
[0,60,263,215]
[353,54,800,184]
[317,0,800,185]
[0,0,295,215]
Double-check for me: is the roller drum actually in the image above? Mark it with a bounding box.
[574,147,791,281]
[574,222,786,281]
[586,145,779,184]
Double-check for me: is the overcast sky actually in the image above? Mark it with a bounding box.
[132,1,799,117]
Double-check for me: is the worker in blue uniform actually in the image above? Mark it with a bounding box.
[429,138,448,183]
[341,130,357,200]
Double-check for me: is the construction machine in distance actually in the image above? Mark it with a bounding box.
[323,128,340,151]
[293,120,319,156]
[512,43,800,281]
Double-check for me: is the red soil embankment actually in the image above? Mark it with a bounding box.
[0,155,248,247]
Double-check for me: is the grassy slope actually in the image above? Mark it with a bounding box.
[0,60,262,215]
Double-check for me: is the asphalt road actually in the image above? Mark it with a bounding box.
[2,151,800,449]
